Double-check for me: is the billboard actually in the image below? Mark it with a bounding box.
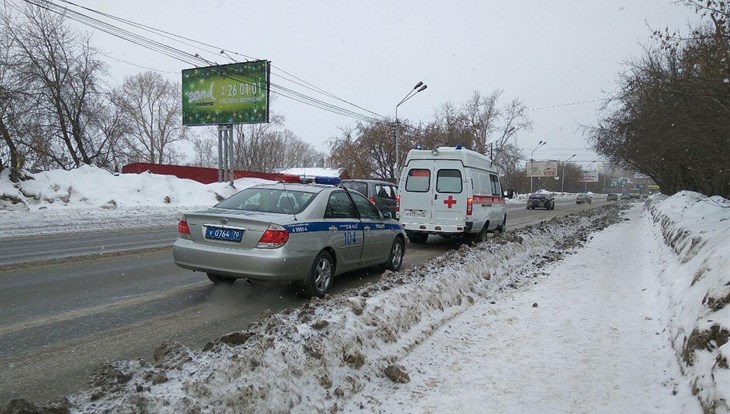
[526,160,559,177]
[579,172,599,183]
[182,60,270,126]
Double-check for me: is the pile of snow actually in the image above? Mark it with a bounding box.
[647,192,730,412]
[0,166,272,237]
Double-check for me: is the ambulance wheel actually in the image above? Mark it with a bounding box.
[497,216,507,234]
[471,225,488,243]
[407,232,428,244]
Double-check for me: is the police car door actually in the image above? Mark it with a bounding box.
[323,190,363,271]
[349,191,392,265]
[431,161,467,227]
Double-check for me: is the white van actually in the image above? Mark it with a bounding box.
[397,146,512,244]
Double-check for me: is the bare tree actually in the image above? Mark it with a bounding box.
[589,3,729,197]
[112,71,186,164]
[190,132,218,167]
[7,4,107,169]
[462,90,500,154]
[233,113,324,172]
[0,8,26,182]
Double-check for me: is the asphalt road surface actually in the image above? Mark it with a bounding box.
[0,197,614,404]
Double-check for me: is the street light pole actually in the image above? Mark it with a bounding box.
[529,140,546,193]
[395,81,427,180]
[561,153,576,193]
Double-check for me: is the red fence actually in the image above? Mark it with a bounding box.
[121,163,299,184]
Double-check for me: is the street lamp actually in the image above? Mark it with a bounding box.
[395,81,428,179]
[529,140,547,193]
[561,154,576,193]
[584,160,596,192]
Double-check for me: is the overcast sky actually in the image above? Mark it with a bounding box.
[59,0,698,165]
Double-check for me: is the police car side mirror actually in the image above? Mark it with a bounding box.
[504,189,514,199]
[382,211,393,220]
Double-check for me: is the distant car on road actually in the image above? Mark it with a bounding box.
[620,193,631,200]
[527,193,555,210]
[172,178,406,298]
[607,193,618,201]
[340,179,398,217]
[576,193,592,204]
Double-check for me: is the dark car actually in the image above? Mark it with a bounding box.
[340,179,398,217]
[576,193,592,204]
[526,193,555,210]
[620,193,631,200]
[607,193,618,201]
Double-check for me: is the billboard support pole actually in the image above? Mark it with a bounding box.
[217,126,224,183]
[217,124,234,184]
[228,125,235,187]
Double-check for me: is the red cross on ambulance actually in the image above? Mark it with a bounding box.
[443,195,457,208]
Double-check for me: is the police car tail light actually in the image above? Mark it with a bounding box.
[466,197,473,215]
[178,219,191,240]
[257,223,289,248]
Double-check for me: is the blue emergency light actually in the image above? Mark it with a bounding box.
[313,176,341,186]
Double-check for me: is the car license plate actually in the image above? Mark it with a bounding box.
[205,226,243,242]
[403,209,426,218]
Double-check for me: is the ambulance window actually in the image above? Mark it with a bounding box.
[489,174,501,196]
[405,169,430,192]
[437,169,462,193]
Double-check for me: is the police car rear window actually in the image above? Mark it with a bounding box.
[405,169,430,192]
[216,188,315,214]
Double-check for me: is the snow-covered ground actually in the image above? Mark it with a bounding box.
[1,168,728,413]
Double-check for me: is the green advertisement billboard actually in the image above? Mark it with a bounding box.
[182,60,270,126]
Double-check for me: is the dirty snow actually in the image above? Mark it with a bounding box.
[0,168,728,413]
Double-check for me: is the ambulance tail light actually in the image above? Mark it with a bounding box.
[466,197,473,216]
[396,194,400,214]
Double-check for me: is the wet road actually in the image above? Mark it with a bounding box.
[0,197,613,404]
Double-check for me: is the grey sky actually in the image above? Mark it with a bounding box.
[65,0,698,165]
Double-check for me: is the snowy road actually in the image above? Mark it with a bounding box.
[345,206,701,413]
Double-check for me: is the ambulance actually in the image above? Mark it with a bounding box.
[396,146,513,244]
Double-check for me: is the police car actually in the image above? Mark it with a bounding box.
[172,177,406,297]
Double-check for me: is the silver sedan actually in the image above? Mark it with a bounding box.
[173,181,406,297]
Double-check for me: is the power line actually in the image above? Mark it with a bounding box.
[528,98,604,111]
[44,0,384,121]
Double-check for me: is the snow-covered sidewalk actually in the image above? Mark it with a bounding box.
[345,205,701,413]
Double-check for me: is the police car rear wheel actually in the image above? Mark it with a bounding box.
[384,238,404,271]
[308,251,334,298]
[207,273,236,284]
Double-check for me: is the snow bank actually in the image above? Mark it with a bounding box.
[647,192,730,414]
[0,167,272,237]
